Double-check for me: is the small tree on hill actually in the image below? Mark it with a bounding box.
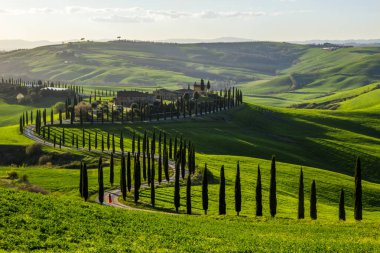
[186,175,192,215]
[354,157,362,221]
[120,154,127,201]
[98,158,104,204]
[339,188,346,221]
[270,155,277,217]
[298,167,305,219]
[174,160,180,213]
[127,152,131,192]
[82,163,89,201]
[219,165,226,215]
[256,165,263,217]
[310,180,317,220]
[235,161,242,216]
[110,153,114,186]
[202,164,209,215]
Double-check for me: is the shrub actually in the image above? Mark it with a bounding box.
[38,155,52,165]
[53,102,66,113]
[7,171,18,180]
[25,143,42,157]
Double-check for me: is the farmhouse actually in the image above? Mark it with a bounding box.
[114,90,156,107]
[153,88,181,100]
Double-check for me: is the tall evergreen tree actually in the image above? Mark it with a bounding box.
[164,147,169,182]
[256,165,263,216]
[354,157,362,220]
[202,164,209,215]
[127,152,132,192]
[186,175,192,215]
[82,163,89,201]
[120,132,124,153]
[79,162,83,197]
[339,188,346,221]
[219,165,226,215]
[151,152,156,207]
[120,154,127,201]
[298,168,305,219]
[269,155,277,217]
[98,158,104,204]
[310,180,317,220]
[110,153,114,186]
[134,155,139,203]
[142,131,147,181]
[174,160,180,213]
[132,132,135,154]
[235,161,242,216]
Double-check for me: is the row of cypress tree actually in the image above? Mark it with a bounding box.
[82,152,362,221]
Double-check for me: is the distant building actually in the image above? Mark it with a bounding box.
[114,90,156,107]
[153,89,181,100]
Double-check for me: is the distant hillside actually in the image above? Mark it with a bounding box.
[0,41,308,89]
[0,40,57,51]
[1,40,379,108]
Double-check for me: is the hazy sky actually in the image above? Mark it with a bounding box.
[0,0,379,41]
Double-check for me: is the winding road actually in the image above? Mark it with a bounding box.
[23,116,198,213]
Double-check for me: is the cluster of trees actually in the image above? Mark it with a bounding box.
[78,130,196,204]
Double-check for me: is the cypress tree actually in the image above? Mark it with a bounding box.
[186,175,192,215]
[235,161,242,216]
[134,155,139,203]
[169,137,172,159]
[219,165,226,215]
[112,133,115,153]
[95,132,98,149]
[127,152,131,192]
[142,131,147,181]
[147,138,151,185]
[120,132,124,153]
[120,154,127,201]
[298,167,305,219]
[82,163,89,201]
[107,132,110,151]
[151,152,155,207]
[132,132,135,154]
[181,142,186,179]
[310,180,317,220]
[339,188,346,221]
[269,155,277,217]
[79,162,83,197]
[98,158,104,204]
[164,147,169,182]
[82,129,85,148]
[202,164,209,215]
[88,133,91,151]
[354,157,362,220]
[101,134,104,152]
[174,160,180,213]
[256,165,263,216]
[110,153,114,186]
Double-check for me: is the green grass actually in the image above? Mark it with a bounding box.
[47,103,380,182]
[1,187,380,252]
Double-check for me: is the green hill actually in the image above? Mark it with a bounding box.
[0,41,307,89]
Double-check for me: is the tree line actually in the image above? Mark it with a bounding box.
[80,153,363,221]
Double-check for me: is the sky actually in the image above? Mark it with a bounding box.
[0,0,379,42]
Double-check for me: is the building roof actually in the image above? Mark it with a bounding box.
[117,90,153,97]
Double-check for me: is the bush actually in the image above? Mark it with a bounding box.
[38,155,52,165]
[25,144,42,157]
[53,102,66,113]
[7,171,18,180]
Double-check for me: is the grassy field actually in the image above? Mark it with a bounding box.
[46,103,380,182]
[1,41,380,251]
[1,187,379,252]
